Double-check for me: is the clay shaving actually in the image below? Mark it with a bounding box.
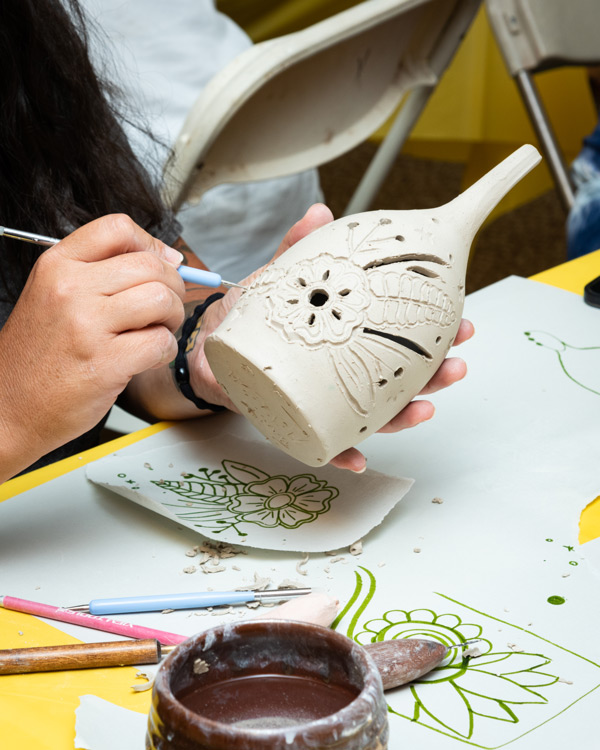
[131,670,155,692]
[277,579,305,590]
[183,540,245,576]
[432,497,444,504]
[193,658,209,675]
[349,540,363,556]
[236,572,272,592]
[296,553,309,576]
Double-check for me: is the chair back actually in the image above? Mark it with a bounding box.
[163,0,481,210]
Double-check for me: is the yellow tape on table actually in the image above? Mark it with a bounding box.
[0,423,174,748]
[0,610,150,750]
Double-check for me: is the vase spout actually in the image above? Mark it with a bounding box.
[441,144,542,244]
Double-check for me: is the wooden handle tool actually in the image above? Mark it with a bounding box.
[0,639,169,675]
[364,639,457,689]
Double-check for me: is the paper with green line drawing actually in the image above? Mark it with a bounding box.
[333,567,600,749]
[523,330,600,397]
[86,434,413,552]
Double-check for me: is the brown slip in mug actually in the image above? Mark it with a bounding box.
[146,619,388,750]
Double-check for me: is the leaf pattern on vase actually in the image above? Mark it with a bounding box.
[253,218,458,416]
[332,567,564,746]
[151,461,338,535]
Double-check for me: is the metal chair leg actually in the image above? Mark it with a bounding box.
[515,69,575,212]
[343,85,435,215]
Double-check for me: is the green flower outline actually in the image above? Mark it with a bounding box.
[331,567,573,747]
[228,474,338,529]
[152,460,338,534]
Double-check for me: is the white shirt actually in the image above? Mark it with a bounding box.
[81,0,322,281]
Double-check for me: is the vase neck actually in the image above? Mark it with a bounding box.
[439,145,541,245]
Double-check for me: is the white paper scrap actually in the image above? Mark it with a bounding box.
[75,695,145,750]
[86,434,413,552]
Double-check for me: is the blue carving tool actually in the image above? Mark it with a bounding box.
[0,225,246,290]
[68,588,312,615]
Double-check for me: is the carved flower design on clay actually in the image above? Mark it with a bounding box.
[228,474,338,529]
[241,221,459,417]
[266,254,370,346]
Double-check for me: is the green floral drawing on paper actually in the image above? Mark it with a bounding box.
[151,460,338,536]
[524,330,600,396]
[333,567,600,748]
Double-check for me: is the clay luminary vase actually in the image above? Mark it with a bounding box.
[146,619,388,750]
[206,145,541,466]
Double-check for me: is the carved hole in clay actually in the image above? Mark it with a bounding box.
[378,379,388,387]
[395,235,405,242]
[360,426,368,433]
[287,299,299,305]
[394,367,404,378]
[449,254,453,263]
[363,328,433,360]
[363,254,448,271]
[435,336,442,344]
[298,277,307,287]
[332,309,342,320]
[406,265,440,279]
[308,313,316,326]
[309,290,329,307]
[431,217,439,223]
[322,270,330,281]
[339,289,351,297]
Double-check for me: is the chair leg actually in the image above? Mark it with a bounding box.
[343,85,435,216]
[515,69,575,212]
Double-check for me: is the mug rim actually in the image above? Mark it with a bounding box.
[151,619,384,745]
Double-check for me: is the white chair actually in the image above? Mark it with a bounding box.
[162,0,482,215]
[486,0,600,212]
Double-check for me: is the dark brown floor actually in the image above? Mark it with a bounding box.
[318,142,567,294]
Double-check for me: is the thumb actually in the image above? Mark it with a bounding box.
[272,203,334,261]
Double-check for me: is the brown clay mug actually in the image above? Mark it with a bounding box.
[146,619,388,749]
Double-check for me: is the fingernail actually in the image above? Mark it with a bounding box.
[164,246,184,266]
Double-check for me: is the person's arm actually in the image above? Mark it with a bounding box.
[0,215,185,483]
[123,205,474,472]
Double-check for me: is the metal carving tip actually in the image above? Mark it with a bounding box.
[221,280,248,291]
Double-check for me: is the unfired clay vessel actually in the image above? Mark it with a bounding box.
[206,145,541,466]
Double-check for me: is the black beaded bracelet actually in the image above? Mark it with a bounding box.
[174,292,226,412]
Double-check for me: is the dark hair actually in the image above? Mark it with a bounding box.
[0,0,168,297]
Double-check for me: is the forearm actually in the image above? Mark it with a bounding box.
[0,410,45,483]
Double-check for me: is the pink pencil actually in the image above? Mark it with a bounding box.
[0,595,187,646]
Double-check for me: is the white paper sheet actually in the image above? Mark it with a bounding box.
[86,434,413,552]
[75,695,146,750]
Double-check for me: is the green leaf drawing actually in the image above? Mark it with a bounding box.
[151,461,339,534]
[222,460,270,484]
[524,330,600,396]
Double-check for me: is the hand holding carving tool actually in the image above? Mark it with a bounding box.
[0,225,246,289]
